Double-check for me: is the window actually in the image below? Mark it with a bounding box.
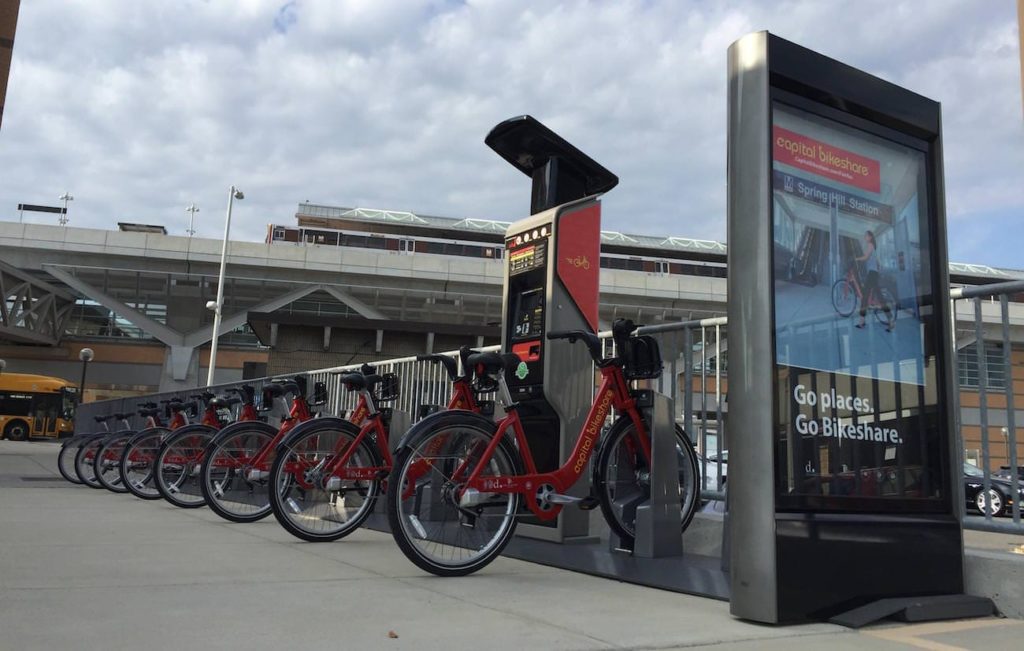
[958,340,1007,389]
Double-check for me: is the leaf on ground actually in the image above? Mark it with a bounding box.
[388,631,399,639]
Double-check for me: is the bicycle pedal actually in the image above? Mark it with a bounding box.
[577,496,600,511]
[375,469,390,480]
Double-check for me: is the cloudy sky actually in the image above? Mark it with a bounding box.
[2,1,1021,267]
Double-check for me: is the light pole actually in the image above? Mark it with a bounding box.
[186,203,199,237]
[58,192,74,226]
[0,359,6,376]
[78,348,94,404]
[206,186,243,386]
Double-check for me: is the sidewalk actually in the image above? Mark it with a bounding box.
[1,439,1021,651]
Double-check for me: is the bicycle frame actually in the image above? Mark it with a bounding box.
[459,364,650,521]
[316,376,481,485]
[214,391,368,475]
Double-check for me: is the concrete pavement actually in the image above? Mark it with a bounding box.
[1,439,1022,651]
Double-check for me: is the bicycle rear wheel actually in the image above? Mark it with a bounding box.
[269,419,381,542]
[120,428,168,500]
[594,419,700,548]
[201,422,278,523]
[95,432,134,493]
[58,435,86,484]
[874,288,898,328]
[155,426,217,508]
[387,413,521,576]
[74,435,107,488]
[831,279,857,317]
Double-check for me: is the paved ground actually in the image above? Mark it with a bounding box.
[1,439,1022,651]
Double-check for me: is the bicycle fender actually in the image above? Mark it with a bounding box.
[161,423,218,445]
[125,426,170,446]
[207,419,277,448]
[392,409,497,457]
[276,417,361,451]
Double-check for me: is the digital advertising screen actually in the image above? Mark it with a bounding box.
[771,101,948,512]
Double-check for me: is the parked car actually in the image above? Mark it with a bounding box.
[964,462,1023,516]
[996,466,1024,482]
[698,451,727,493]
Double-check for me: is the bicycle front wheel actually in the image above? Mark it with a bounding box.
[269,420,382,542]
[201,422,278,523]
[120,428,168,500]
[58,435,86,484]
[387,414,521,576]
[831,279,857,317]
[594,419,701,548]
[74,435,107,488]
[155,426,217,508]
[95,432,134,493]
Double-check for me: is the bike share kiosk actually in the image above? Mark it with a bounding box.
[727,32,991,624]
[486,115,616,542]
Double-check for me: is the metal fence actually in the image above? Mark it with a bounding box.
[951,279,1024,534]
[75,284,1023,533]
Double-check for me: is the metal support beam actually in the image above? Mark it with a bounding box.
[323,326,332,351]
[320,285,387,320]
[375,329,384,353]
[184,283,340,348]
[44,265,184,346]
[425,331,434,354]
[0,260,75,345]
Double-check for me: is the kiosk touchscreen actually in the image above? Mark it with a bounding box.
[726,32,983,624]
[487,115,616,542]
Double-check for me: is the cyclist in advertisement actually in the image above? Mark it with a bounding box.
[854,230,892,331]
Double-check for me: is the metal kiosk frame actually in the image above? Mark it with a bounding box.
[727,31,992,625]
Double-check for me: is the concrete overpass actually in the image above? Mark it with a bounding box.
[0,220,726,393]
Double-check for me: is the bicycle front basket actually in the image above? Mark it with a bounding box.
[376,372,400,402]
[622,335,663,380]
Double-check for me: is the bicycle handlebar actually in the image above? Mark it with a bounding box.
[546,330,607,366]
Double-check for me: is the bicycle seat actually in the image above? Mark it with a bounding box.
[208,396,239,409]
[467,352,521,376]
[93,414,116,423]
[339,373,372,391]
[113,413,130,421]
[137,407,161,418]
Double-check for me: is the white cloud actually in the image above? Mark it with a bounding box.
[0,0,1020,265]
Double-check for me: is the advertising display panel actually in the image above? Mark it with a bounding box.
[727,32,968,624]
[770,101,948,513]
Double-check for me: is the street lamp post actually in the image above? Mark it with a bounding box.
[78,348,94,404]
[58,192,74,226]
[186,203,199,237]
[206,186,243,387]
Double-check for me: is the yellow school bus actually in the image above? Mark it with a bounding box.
[0,373,77,440]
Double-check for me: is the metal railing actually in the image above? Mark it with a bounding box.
[75,283,1023,532]
[951,279,1024,534]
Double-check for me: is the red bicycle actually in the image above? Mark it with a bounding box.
[387,319,700,576]
[268,350,487,543]
[93,402,169,493]
[199,378,323,522]
[832,262,897,328]
[119,399,193,499]
[152,392,233,508]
